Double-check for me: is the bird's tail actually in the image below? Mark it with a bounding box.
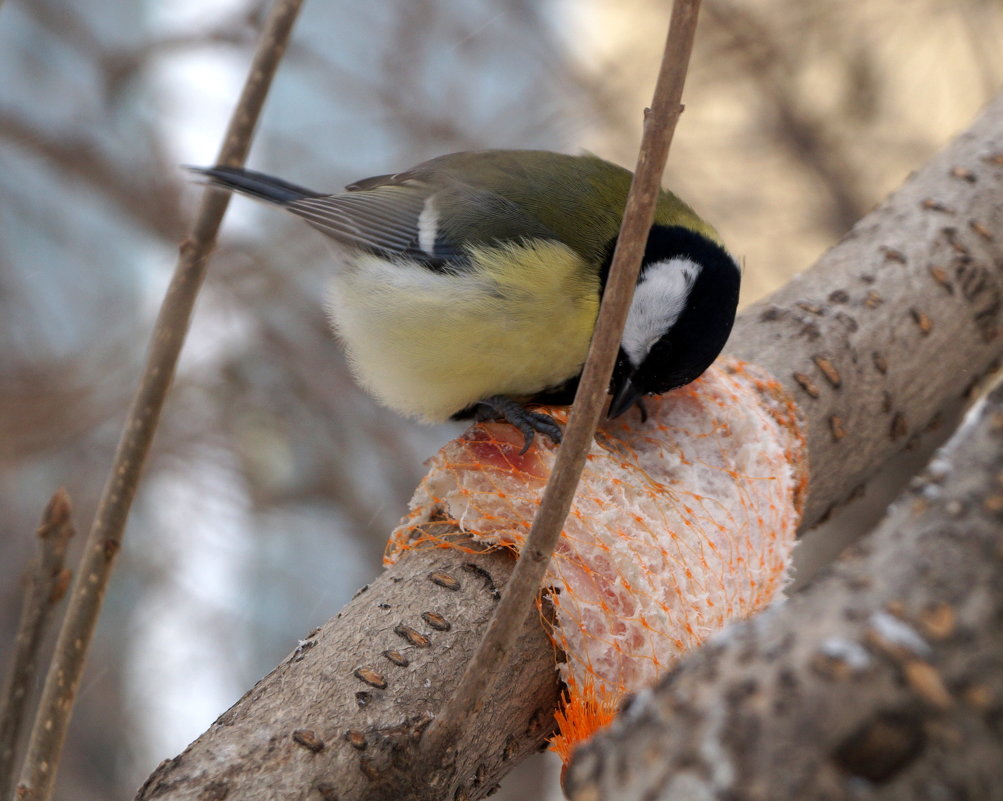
[187,165,326,205]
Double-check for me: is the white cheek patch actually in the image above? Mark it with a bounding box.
[621,257,701,367]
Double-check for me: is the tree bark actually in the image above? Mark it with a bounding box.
[135,92,1003,800]
[726,92,1003,525]
[135,536,560,801]
[564,376,1003,801]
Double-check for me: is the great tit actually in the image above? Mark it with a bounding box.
[192,150,740,449]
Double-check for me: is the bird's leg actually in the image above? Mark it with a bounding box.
[475,396,563,454]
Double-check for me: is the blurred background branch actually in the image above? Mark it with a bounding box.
[12,1,303,798]
[1,1,1001,798]
[0,490,74,801]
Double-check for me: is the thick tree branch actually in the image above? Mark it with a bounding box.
[136,537,560,801]
[565,376,1003,801]
[134,92,1003,801]
[726,91,1003,525]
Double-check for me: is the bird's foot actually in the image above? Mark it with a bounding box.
[475,396,563,454]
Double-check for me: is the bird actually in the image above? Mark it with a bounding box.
[190,150,741,451]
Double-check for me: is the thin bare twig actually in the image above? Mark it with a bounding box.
[13,3,304,800]
[421,0,704,766]
[0,490,74,801]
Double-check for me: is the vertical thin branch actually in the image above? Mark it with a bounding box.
[13,3,304,800]
[0,490,74,801]
[421,0,703,765]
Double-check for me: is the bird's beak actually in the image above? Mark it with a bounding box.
[607,374,643,419]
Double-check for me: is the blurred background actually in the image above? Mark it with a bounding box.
[1,0,1001,797]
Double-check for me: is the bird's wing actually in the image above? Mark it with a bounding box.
[192,161,557,269]
[288,167,559,269]
[285,182,466,267]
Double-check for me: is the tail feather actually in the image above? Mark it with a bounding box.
[187,165,326,205]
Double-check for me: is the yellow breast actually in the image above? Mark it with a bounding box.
[325,240,600,422]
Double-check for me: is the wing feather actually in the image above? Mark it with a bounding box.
[286,184,466,265]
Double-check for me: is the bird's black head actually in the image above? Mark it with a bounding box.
[604,225,741,418]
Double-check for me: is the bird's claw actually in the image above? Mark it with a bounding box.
[475,396,563,454]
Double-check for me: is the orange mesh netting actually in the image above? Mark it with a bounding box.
[386,357,806,761]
